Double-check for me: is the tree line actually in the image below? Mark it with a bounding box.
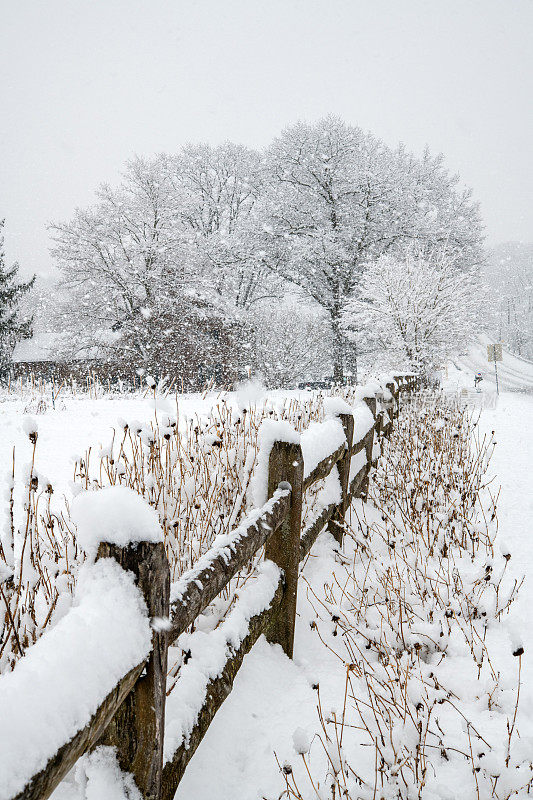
[3,117,488,383]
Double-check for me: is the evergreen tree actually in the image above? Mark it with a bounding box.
[0,220,35,376]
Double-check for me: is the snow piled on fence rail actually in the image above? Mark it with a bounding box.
[164,559,282,761]
[170,391,533,800]
[301,417,345,479]
[250,400,374,508]
[0,557,152,800]
[347,399,375,443]
[301,468,341,533]
[50,746,142,800]
[169,487,289,605]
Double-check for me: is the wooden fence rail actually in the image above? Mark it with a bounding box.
[2,375,418,800]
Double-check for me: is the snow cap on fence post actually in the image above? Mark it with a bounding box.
[71,485,163,559]
[251,419,299,508]
[73,485,170,800]
[354,383,378,419]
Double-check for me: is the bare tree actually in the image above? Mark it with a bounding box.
[49,156,182,364]
[163,143,278,313]
[484,243,533,358]
[344,247,485,375]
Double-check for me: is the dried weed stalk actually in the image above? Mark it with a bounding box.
[282,392,529,800]
[0,384,364,671]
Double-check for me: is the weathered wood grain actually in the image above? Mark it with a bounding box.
[265,441,304,657]
[168,490,291,647]
[328,412,355,546]
[98,541,170,800]
[160,579,283,800]
[10,661,145,800]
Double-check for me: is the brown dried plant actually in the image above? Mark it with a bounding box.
[0,382,367,672]
[280,393,528,800]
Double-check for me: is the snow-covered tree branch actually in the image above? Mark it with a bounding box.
[43,119,486,384]
[0,219,35,377]
[260,117,484,380]
[343,247,485,375]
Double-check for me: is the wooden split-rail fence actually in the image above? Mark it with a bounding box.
[6,375,418,800]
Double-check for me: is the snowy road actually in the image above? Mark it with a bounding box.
[451,336,533,394]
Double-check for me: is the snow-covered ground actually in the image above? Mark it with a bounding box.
[0,386,320,514]
[168,390,533,799]
[0,391,216,518]
[448,335,533,395]
[0,379,531,799]
[481,393,533,674]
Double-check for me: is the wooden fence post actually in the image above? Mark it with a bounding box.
[359,424,375,499]
[97,540,170,800]
[383,381,396,435]
[395,375,411,413]
[327,412,354,547]
[265,441,303,658]
[362,394,377,420]
[376,390,388,439]
[362,395,378,438]
[360,393,378,498]
[390,379,401,419]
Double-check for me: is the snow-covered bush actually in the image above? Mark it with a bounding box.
[281,393,529,799]
[0,384,374,672]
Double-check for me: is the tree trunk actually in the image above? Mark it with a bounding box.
[330,310,344,384]
[98,541,170,800]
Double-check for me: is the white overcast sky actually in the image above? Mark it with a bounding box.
[1,0,532,278]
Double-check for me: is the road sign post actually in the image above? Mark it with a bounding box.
[487,343,503,395]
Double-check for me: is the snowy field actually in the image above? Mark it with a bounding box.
[0,389,227,514]
[168,390,533,799]
[0,373,532,799]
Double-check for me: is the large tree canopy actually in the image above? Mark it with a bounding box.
[259,117,483,378]
[343,247,485,375]
[47,118,485,384]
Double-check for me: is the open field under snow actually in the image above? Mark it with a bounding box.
[166,390,533,799]
[0,374,532,799]
[0,389,229,517]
